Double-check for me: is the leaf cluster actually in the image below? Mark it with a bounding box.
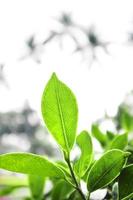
[0,73,132,200]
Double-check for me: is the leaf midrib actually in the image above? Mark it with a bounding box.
[53,76,69,152]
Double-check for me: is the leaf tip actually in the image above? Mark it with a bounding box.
[51,72,58,80]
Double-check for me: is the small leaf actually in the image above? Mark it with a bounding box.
[68,190,82,200]
[74,131,93,177]
[121,111,133,132]
[106,131,115,141]
[56,161,71,179]
[87,150,130,192]
[0,185,25,197]
[29,175,45,200]
[41,73,78,152]
[119,164,133,200]
[91,124,107,147]
[0,175,28,186]
[108,133,128,151]
[82,161,95,182]
[0,153,64,178]
[52,180,73,200]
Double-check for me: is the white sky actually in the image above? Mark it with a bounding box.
[1,0,133,130]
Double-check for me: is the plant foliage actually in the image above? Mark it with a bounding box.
[0,73,132,200]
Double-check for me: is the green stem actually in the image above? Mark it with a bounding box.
[64,153,86,200]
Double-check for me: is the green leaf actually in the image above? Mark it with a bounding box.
[0,185,25,197]
[74,131,93,177]
[41,73,78,152]
[52,180,73,200]
[106,131,115,141]
[56,161,72,179]
[91,124,107,147]
[119,164,133,200]
[29,175,45,200]
[0,175,28,186]
[87,150,130,192]
[0,153,64,179]
[120,110,133,132]
[108,133,128,151]
[68,190,82,200]
[82,161,95,182]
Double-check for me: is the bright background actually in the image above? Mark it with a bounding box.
[1,0,133,131]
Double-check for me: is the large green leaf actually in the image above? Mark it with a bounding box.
[108,133,128,151]
[29,175,45,200]
[41,73,78,152]
[91,124,107,147]
[87,150,130,192]
[74,131,93,177]
[119,164,133,200]
[0,153,64,178]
